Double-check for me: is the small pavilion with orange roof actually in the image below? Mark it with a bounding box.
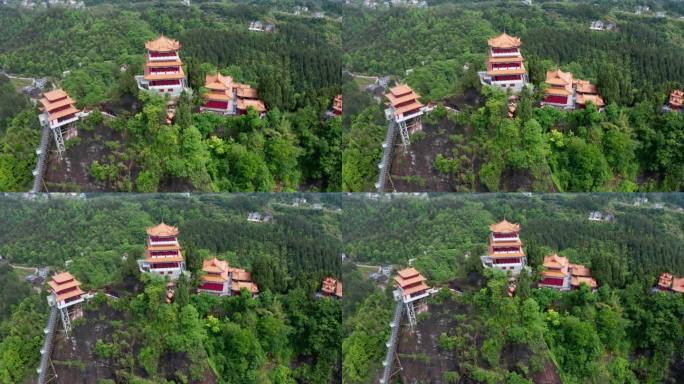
[393,267,431,330]
[542,69,575,109]
[332,94,343,116]
[668,89,682,111]
[319,276,343,299]
[569,263,598,290]
[47,271,85,333]
[539,253,571,290]
[384,84,425,148]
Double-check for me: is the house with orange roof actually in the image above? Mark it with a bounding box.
[657,272,674,291]
[197,257,259,297]
[46,271,85,333]
[319,276,343,299]
[384,84,425,147]
[136,35,189,97]
[137,222,186,280]
[541,69,604,111]
[393,267,431,330]
[672,277,684,294]
[481,219,527,274]
[569,263,598,290]
[37,88,85,158]
[539,254,571,290]
[478,32,530,93]
[199,72,267,117]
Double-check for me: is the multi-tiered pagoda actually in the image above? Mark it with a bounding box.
[481,219,527,274]
[332,94,343,116]
[542,70,604,110]
[137,35,188,97]
[668,90,683,111]
[38,89,81,158]
[47,271,84,333]
[393,267,430,330]
[539,253,571,290]
[385,84,424,147]
[479,33,529,93]
[200,73,267,117]
[138,222,186,280]
[320,276,343,299]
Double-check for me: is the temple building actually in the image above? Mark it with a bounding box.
[136,35,188,97]
[539,254,571,290]
[478,32,529,93]
[481,219,527,274]
[385,84,424,148]
[332,94,343,116]
[47,271,84,333]
[542,69,574,109]
[38,89,82,158]
[319,276,343,299]
[196,257,259,296]
[542,70,604,110]
[200,72,266,117]
[393,267,430,331]
[137,222,186,280]
[569,263,598,290]
[656,272,684,294]
[668,89,682,111]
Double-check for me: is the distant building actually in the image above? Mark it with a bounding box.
[656,11,666,18]
[667,90,682,111]
[588,211,603,221]
[478,32,530,94]
[635,5,650,15]
[319,277,343,299]
[247,212,262,222]
[590,20,605,31]
[249,20,264,32]
[655,272,684,294]
[481,219,527,274]
[634,196,648,206]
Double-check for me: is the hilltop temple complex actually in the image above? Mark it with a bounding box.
[136,35,189,97]
[479,32,530,93]
[198,257,259,297]
[319,276,343,299]
[200,72,267,117]
[481,219,527,274]
[542,69,605,110]
[137,222,187,280]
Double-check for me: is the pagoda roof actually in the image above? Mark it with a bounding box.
[145,60,183,68]
[487,66,527,76]
[146,221,179,236]
[204,92,232,102]
[388,84,416,97]
[48,278,81,293]
[488,250,525,258]
[488,56,523,63]
[396,267,421,279]
[490,240,523,247]
[488,32,522,48]
[47,106,80,122]
[672,277,684,293]
[232,281,259,294]
[202,258,229,277]
[143,69,186,81]
[546,69,574,86]
[145,35,181,52]
[237,98,266,113]
[43,89,69,102]
[333,94,342,112]
[543,254,569,269]
[542,269,567,278]
[571,275,597,289]
[144,253,184,263]
[56,287,84,303]
[576,93,605,107]
[40,96,76,112]
[231,269,252,282]
[574,79,598,95]
[570,263,592,277]
[489,219,520,233]
[51,271,76,284]
[658,272,674,288]
[205,73,233,91]
[321,277,343,297]
[670,89,683,107]
[544,87,572,96]
[400,282,429,297]
[236,86,258,99]
[146,243,181,251]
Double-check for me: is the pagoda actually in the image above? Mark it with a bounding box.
[385,84,424,148]
[137,35,188,97]
[198,258,231,296]
[230,266,259,297]
[137,222,186,280]
[542,69,574,109]
[320,276,343,299]
[657,272,674,291]
[393,267,430,331]
[481,219,527,274]
[668,89,683,110]
[47,271,84,334]
[479,32,529,93]
[332,94,343,116]
[38,89,81,158]
[539,254,571,290]
[200,73,234,115]
[574,79,605,110]
[569,263,597,290]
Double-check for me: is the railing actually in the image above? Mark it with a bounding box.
[376,120,396,193]
[379,301,404,384]
[37,305,58,384]
[31,121,51,193]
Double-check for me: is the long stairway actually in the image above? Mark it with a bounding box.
[31,123,51,193]
[379,300,403,383]
[376,120,396,193]
[37,305,58,384]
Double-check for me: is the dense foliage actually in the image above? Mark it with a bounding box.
[342,1,684,192]
[0,194,342,383]
[342,193,684,383]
